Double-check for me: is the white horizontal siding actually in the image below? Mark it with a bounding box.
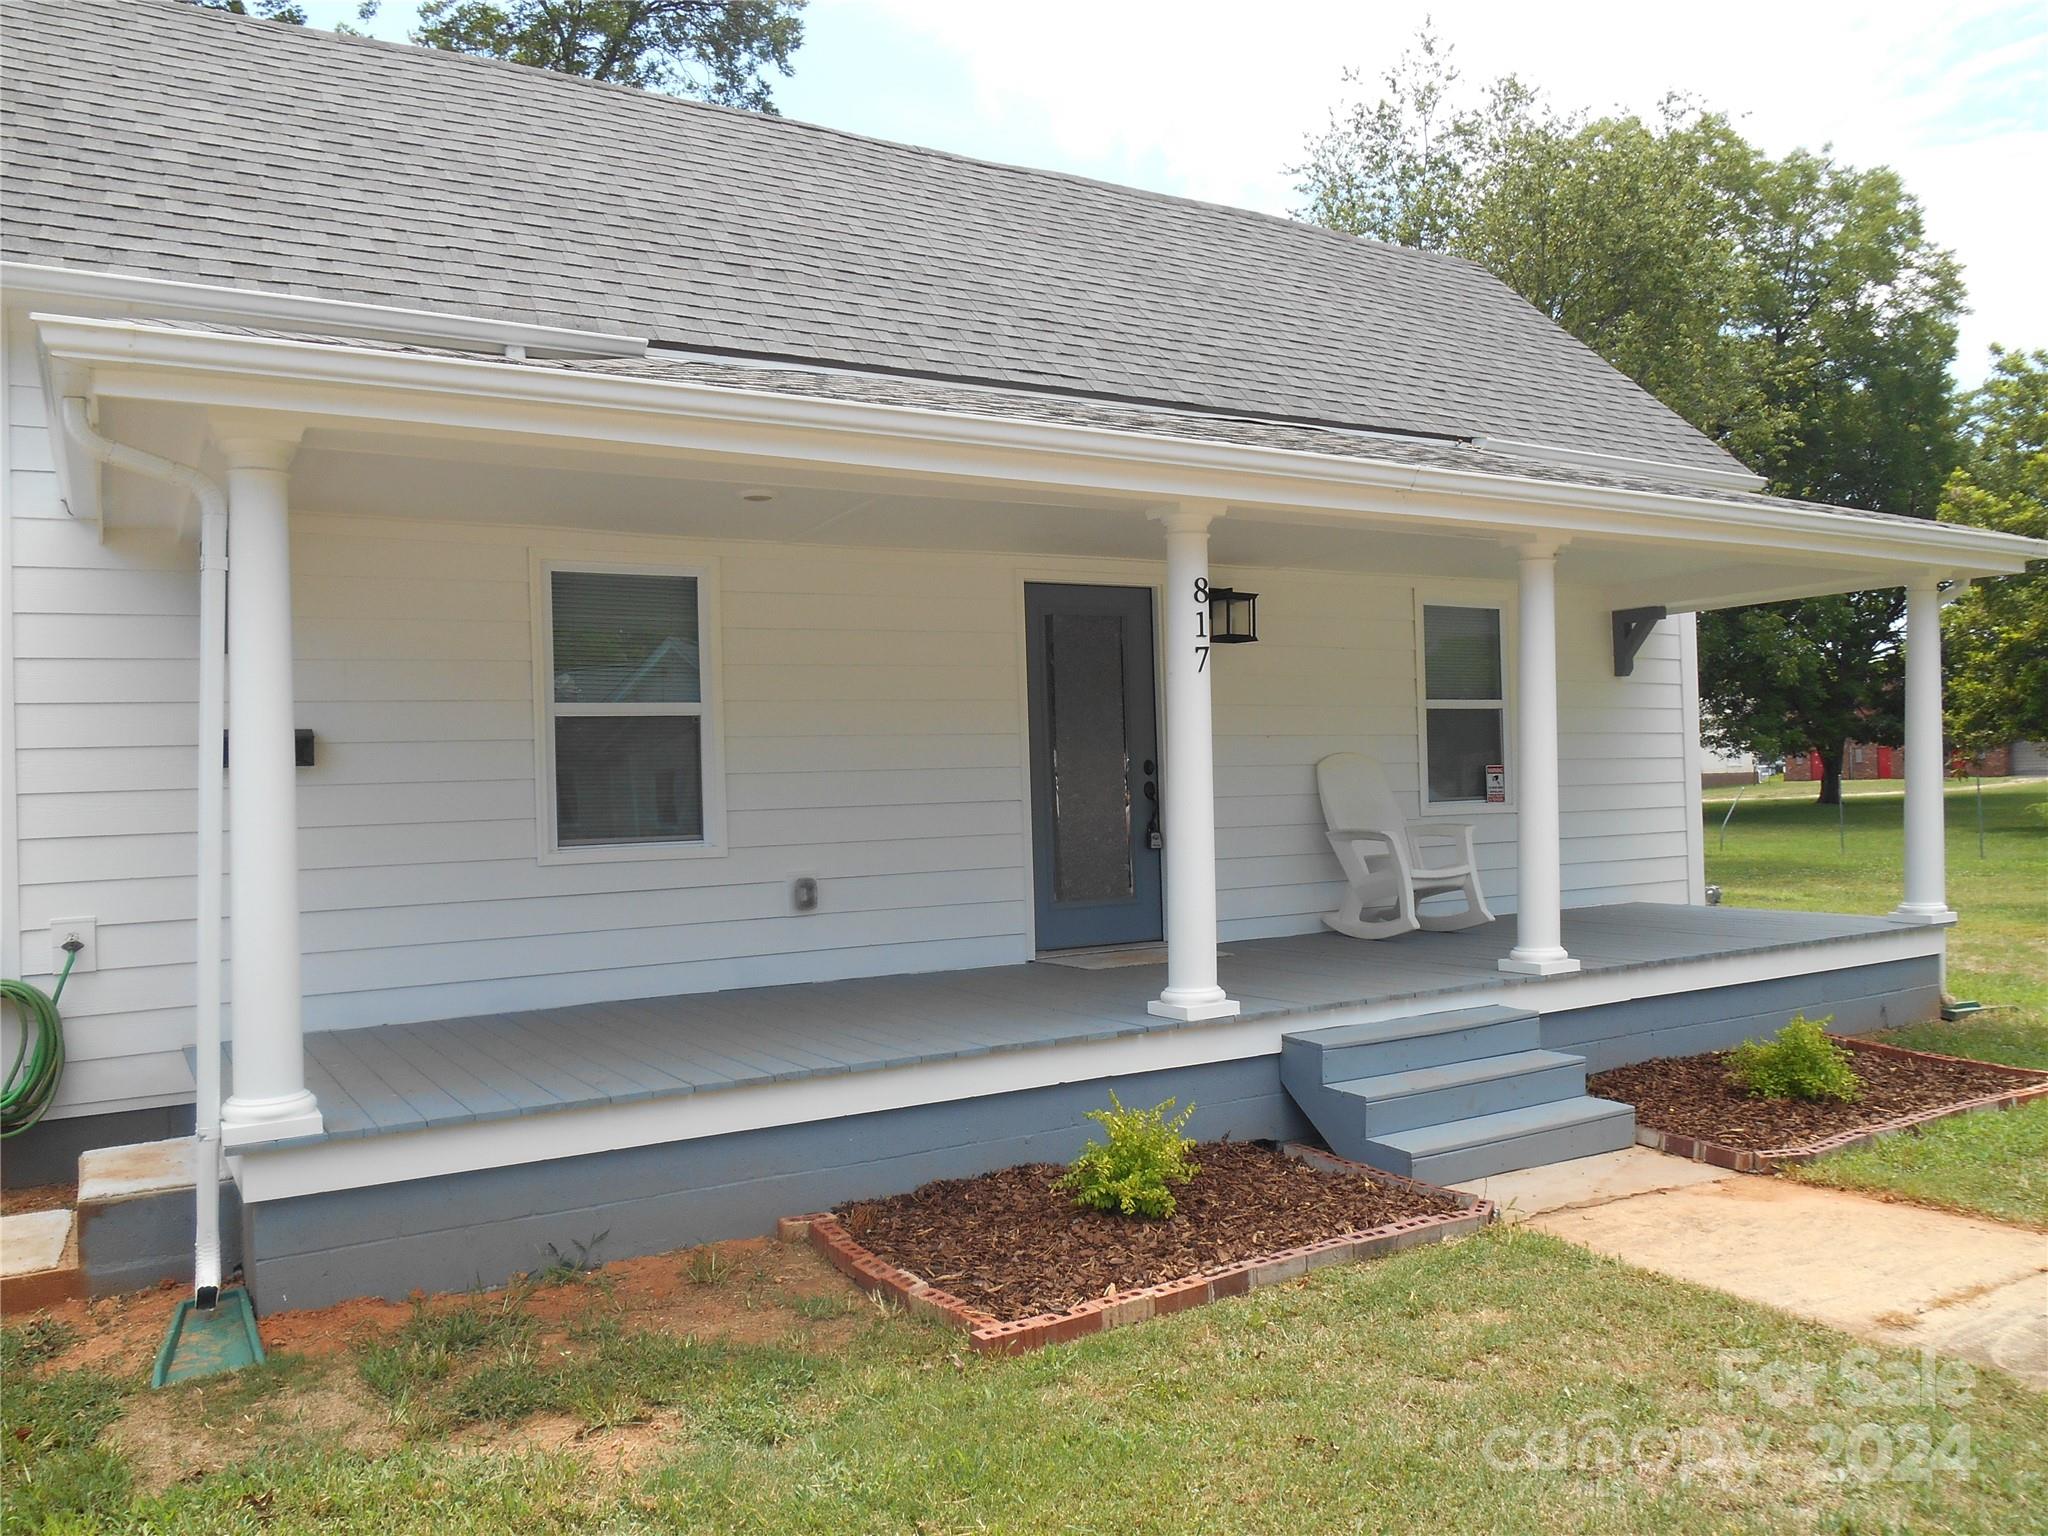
[14,508,1036,1115]
[1210,570,1694,939]
[9,469,1698,1120]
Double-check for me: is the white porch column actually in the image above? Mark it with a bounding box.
[1893,573,1956,925]
[1148,503,1239,1022]
[1500,541,1580,976]
[219,434,323,1145]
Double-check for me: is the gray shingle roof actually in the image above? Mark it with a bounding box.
[126,318,1908,527]
[5,0,1743,478]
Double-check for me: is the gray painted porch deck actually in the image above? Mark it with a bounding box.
[270,904,1906,1145]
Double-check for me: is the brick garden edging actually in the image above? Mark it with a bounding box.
[1633,1036,2048,1174]
[781,1143,1494,1356]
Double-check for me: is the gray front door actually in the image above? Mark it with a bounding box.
[1024,583,1164,950]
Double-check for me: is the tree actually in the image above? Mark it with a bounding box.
[1941,349,2048,754]
[189,1,385,34]
[190,0,313,22]
[413,1,804,110]
[1697,151,1962,803]
[1295,30,1965,804]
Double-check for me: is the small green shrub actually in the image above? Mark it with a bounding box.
[1054,1092,1200,1219]
[1727,1015,1862,1102]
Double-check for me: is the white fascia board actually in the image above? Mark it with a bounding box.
[1471,434,1768,493]
[229,923,1947,1203]
[1614,570,1905,615]
[35,313,2048,578]
[32,345,101,534]
[4,262,646,359]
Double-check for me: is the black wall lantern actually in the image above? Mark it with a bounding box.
[1208,586,1259,644]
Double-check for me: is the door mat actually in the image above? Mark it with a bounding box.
[1037,945,1232,971]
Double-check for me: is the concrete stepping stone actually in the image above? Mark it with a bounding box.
[1,1207,83,1311]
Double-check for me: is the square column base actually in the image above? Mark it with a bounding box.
[221,1099,324,1149]
[1888,904,1958,927]
[1147,996,1242,1023]
[1498,953,1582,977]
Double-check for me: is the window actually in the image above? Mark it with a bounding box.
[538,562,721,856]
[1421,603,1507,805]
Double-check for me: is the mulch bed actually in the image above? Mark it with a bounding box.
[829,1139,1464,1323]
[1590,1037,2048,1169]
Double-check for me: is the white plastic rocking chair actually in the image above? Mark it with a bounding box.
[1316,753,1495,940]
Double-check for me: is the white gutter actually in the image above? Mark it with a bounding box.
[5,261,647,360]
[36,313,2048,577]
[55,399,227,1311]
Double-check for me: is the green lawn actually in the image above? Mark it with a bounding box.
[7,1229,2048,1534]
[1705,777,2048,1223]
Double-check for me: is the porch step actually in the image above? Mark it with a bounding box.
[1283,1005,1541,1081]
[1,1208,84,1312]
[1329,1049,1591,1136]
[1280,1007,1635,1182]
[1371,1097,1637,1185]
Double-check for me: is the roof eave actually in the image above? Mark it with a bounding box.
[32,312,2048,580]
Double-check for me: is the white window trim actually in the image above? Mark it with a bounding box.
[530,552,727,864]
[1413,587,1518,814]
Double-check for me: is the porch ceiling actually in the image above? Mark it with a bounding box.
[83,398,1899,608]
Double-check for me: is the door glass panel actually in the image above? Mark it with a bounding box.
[1045,612,1134,903]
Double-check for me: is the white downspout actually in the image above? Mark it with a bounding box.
[58,398,228,1309]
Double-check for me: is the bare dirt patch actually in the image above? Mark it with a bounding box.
[836,1139,1462,1322]
[112,1375,399,1496]
[14,1281,188,1377]
[448,1407,687,1479]
[248,1235,866,1359]
[1,1180,75,1216]
[7,1234,882,1497]
[1590,1042,2034,1151]
[12,1237,864,1376]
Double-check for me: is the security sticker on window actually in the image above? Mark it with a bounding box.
[1485,764,1506,803]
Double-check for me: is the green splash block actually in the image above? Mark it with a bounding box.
[151,1290,265,1387]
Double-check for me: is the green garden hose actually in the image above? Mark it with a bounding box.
[1,942,79,1138]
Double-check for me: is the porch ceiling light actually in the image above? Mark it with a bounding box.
[1208,586,1259,644]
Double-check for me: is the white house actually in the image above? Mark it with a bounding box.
[4,0,2043,1310]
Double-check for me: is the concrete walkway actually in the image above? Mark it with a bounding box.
[1456,1148,2048,1390]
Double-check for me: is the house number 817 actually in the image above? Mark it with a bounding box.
[1193,577,1209,670]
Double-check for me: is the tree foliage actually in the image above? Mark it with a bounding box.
[413,0,804,109]
[190,0,314,22]
[1940,349,2048,753]
[1295,31,1965,803]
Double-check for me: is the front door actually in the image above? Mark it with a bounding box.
[1023,583,1164,950]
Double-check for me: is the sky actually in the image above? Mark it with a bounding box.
[309,0,2046,381]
